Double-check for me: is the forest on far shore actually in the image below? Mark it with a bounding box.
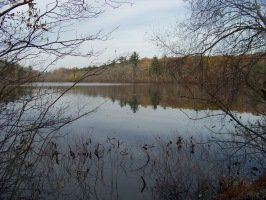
[1,53,266,85]
[42,53,266,85]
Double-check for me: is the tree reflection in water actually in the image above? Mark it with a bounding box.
[1,83,265,199]
[67,83,260,113]
[149,86,161,110]
[129,95,139,113]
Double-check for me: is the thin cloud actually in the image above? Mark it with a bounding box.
[51,0,187,68]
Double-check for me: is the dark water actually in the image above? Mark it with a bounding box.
[2,82,265,200]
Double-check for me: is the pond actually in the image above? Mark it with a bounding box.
[1,82,265,200]
[31,82,259,143]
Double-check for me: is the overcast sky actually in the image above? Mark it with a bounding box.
[48,0,187,68]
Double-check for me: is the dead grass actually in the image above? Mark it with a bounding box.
[219,172,266,200]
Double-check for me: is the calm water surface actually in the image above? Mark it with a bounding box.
[11,82,264,200]
[32,82,258,143]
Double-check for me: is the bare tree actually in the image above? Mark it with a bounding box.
[153,0,266,154]
[0,0,128,198]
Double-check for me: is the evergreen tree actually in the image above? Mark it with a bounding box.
[129,52,139,81]
[149,56,160,76]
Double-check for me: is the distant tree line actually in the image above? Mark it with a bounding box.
[41,53,266,84]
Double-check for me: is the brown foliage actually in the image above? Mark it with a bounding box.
[219,172,266,200]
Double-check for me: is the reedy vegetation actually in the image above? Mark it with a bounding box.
[0,0,266,199]
[0,0,127,198]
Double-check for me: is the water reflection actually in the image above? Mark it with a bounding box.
[0,86,32,104]
[18,82,261,146]
[129,94,139,113]
[149,86,160,110]
[1,83,265,199]
[57,83,258,113]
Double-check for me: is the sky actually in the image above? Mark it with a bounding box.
[44,0,187,69]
